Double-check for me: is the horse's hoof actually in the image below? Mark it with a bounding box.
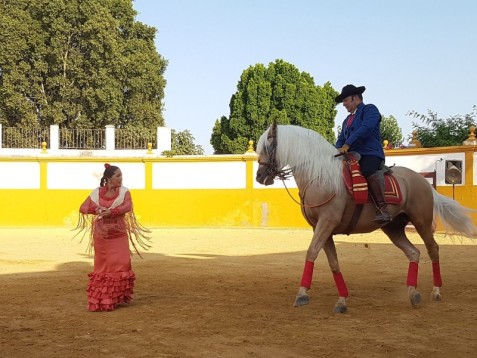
[294,294,309,307]
[430,287,442,302]
[333,303,347,314]
[410,291,421,308]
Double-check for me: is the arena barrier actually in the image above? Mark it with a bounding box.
[0,144,476,228]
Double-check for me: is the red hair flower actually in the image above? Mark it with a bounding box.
[104,163,111,169]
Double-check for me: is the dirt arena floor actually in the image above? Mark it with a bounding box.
[1,227,477,358]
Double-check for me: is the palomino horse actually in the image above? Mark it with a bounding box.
[255,120,477,313]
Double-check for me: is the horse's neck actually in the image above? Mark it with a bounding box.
[293,174,341,210]
[277,125,344,195]
[293,175,312,192]
[290,159,344,197]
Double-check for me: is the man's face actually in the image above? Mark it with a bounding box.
[342,95,359,113]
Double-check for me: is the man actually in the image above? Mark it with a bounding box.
[335,84,392,224]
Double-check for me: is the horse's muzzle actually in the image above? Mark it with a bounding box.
[256,167,275,186]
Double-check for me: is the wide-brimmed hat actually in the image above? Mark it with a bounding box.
[335,84,366,103]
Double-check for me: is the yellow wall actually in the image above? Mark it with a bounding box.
[0,145,476,228]
[0,155,309,228]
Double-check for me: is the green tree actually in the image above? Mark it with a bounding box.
[162,129,204,156]
[409,107,476,147]
[0,0,167,131]
[210,59,338,154]
[381,115,403,148]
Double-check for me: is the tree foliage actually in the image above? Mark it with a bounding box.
[0,0,167,131]
[210,59,338,154]
[381,115,403,148]
[410,106,476,147]
[162,129,204,156]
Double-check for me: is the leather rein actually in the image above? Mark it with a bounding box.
[259,128,336,209]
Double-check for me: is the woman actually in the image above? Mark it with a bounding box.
[76,163,150,311]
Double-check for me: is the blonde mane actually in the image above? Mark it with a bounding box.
[257,125,345,194]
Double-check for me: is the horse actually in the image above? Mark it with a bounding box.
[255,120,477,313]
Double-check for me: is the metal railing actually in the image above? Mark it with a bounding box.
[59,128,105,149]
[1,127,50,148]
[0,125,162,150]
[115,128,156,149]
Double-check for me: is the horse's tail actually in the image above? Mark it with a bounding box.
[432,189,477,237]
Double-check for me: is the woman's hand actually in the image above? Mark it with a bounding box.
[101,208,112,217]
[96,207,111,217]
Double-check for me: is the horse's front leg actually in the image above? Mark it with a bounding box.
[323,238,349,313]
[294,224,335,307]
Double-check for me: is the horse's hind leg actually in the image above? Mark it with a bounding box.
[323,237,349,314]
[412,218,443,302]
[381,215,422,308]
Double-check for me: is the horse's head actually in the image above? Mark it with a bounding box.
[256,120,293,186]
[256,120,278,186]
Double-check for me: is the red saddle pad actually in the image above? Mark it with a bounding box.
[342,158,402,205]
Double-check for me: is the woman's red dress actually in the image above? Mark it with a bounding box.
[79,188,136,311]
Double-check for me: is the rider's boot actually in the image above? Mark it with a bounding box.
[367,173,392,224]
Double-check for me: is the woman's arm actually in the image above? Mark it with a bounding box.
[79,196,98,215]
[110,191,132,217]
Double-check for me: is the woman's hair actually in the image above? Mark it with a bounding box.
[100,163,120,187]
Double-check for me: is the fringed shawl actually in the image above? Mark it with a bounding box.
[74,187,151,257]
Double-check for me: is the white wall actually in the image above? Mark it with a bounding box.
[152,162,246,189]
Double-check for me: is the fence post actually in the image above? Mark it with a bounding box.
[157,127,171,153]
[105,125,115,150]
[50,125,59,150]
[0,123,2,148]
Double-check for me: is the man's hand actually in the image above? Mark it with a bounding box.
[338,144,350,154]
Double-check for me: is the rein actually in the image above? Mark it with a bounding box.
[262,122,336,209]
[259,130,294,181]
[281,178,336,208]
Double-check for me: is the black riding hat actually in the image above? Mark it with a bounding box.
[335,84,366,103]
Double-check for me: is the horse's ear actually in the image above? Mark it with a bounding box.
[269,118,277,138]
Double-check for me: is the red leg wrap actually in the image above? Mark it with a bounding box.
[300,261,314,289]
[407,261,419,287]
[432,261,443,287]
[333,272,349,297]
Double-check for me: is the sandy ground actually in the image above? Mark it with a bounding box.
[1,227,477,358]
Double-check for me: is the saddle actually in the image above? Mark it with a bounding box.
[341,153,402,205]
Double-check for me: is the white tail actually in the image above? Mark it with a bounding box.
[433,189,477,237]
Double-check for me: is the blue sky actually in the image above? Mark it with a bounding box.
[133,0,476,154]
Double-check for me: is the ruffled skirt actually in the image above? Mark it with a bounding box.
[87,270,135,311]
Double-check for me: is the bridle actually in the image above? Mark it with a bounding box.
[258,129,293,181]
[258,126,335,208]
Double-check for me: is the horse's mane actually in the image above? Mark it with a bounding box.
[257,125,345,194]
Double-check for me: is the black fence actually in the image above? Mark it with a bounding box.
[1,127,157,150]
[115,128,156,149]
[59,128,105,149]
[1,127,50,149]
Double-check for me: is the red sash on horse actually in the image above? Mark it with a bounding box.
[342,153,402,205]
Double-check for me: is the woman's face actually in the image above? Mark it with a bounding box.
[108,169,122,188]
